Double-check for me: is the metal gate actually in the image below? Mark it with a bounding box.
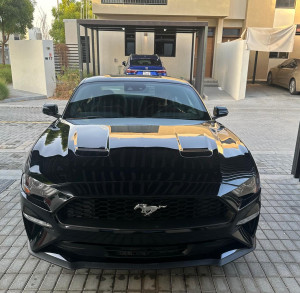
[54,44,79,74]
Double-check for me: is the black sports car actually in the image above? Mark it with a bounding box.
[21,76,261,269]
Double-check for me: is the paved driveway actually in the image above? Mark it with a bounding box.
[0,84,300,292]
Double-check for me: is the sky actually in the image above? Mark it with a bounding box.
[33,0,58,29]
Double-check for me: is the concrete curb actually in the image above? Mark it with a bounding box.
[1,95,47,103]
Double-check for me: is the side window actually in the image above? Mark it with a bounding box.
[280,59,292,68]
[286,60,297,68]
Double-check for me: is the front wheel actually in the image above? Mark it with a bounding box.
[267,72,272,86]
[289,79,298,95]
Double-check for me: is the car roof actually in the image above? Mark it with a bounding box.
[130,54,160,60]
[80,75,190,86]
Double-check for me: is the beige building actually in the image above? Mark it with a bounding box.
[65,0,300,82]
[247,0,300,81]
[87,0,246,80]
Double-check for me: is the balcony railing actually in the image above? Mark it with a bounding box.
[101,0,167,4]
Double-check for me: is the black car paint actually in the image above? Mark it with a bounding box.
[21,77,261,269]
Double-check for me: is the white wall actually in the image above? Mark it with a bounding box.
[98,32,193,80]
[9,40,56,97]
[273,9,295,27]
[215,40,249,100]
[136,32,155,55]
[227,0,247,20]
[99,31,126,75]
[161,34,193,80]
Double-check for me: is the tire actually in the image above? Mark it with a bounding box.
[267,72,273,86]
[289,79,298,95]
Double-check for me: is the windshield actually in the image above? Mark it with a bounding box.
[63,81,210,121]
[130,59,162,66]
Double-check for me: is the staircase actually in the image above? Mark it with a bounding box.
[204,78,219,87]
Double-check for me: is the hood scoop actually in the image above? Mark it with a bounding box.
[177,134,216,158]
[73,125,110,157]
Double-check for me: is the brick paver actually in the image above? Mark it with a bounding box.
[0,84,300,292]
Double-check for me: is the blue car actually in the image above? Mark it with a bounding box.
[122,54,167,76]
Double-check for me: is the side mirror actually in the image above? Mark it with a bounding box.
[43,104,60,118]
[213,106,228,119]
[122,61,126,66]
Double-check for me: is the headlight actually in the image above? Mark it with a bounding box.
[21,173,57,198]
[232,176,260,197]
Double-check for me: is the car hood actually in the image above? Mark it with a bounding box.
[26,118,257,196]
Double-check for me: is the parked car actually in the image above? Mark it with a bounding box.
[21,76,261,269]
[122,54,167,76]
[267,58,300,95]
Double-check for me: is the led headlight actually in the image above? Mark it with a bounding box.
[21,173,57,198]
[232,176,260,197]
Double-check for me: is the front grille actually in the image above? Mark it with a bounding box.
[57,197,231,226]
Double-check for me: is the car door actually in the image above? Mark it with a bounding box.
[282,60,297,88]
[277,59,297,88]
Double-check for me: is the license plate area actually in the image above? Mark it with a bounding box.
[105,245,187,258]
[143,71,151,76]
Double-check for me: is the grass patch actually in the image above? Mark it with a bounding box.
[0,79,9,100]
[53,69,91,100]
[0,64,12,84]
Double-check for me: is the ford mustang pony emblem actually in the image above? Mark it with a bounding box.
[134,204,167,216]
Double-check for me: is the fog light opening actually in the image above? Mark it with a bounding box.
[23,212,53,229]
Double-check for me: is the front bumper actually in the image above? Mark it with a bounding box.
[28,243,255,270]
[21,189,261,269]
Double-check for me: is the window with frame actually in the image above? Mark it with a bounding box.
[80,36,90,63]
[223,28,241,37]
[275,0,296,8]
[269,52,289,59]
[125,32,136,56]
[155,33,176,57]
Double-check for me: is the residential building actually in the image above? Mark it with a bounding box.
[64,0,300,82]
[246,0,300,81]
[26,27,43,41]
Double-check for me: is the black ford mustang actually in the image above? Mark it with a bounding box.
[21,76,261,269]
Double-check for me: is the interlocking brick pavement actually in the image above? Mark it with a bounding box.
[0,84,300,292]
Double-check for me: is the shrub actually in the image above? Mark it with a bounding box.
[0,79,9,100]
[54,68,80,100]
[0,64,12,84]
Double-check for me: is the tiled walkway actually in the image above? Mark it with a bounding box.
[0,84,300,292]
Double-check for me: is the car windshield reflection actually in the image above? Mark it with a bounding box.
[63,81,210,121]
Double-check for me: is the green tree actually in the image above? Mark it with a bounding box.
[0,0,34,64]
[50,0,93,44]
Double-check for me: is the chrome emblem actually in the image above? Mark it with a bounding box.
[134,204,167,216]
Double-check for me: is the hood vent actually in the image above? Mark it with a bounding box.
[177,134,215,158]
[73,125,110,157]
